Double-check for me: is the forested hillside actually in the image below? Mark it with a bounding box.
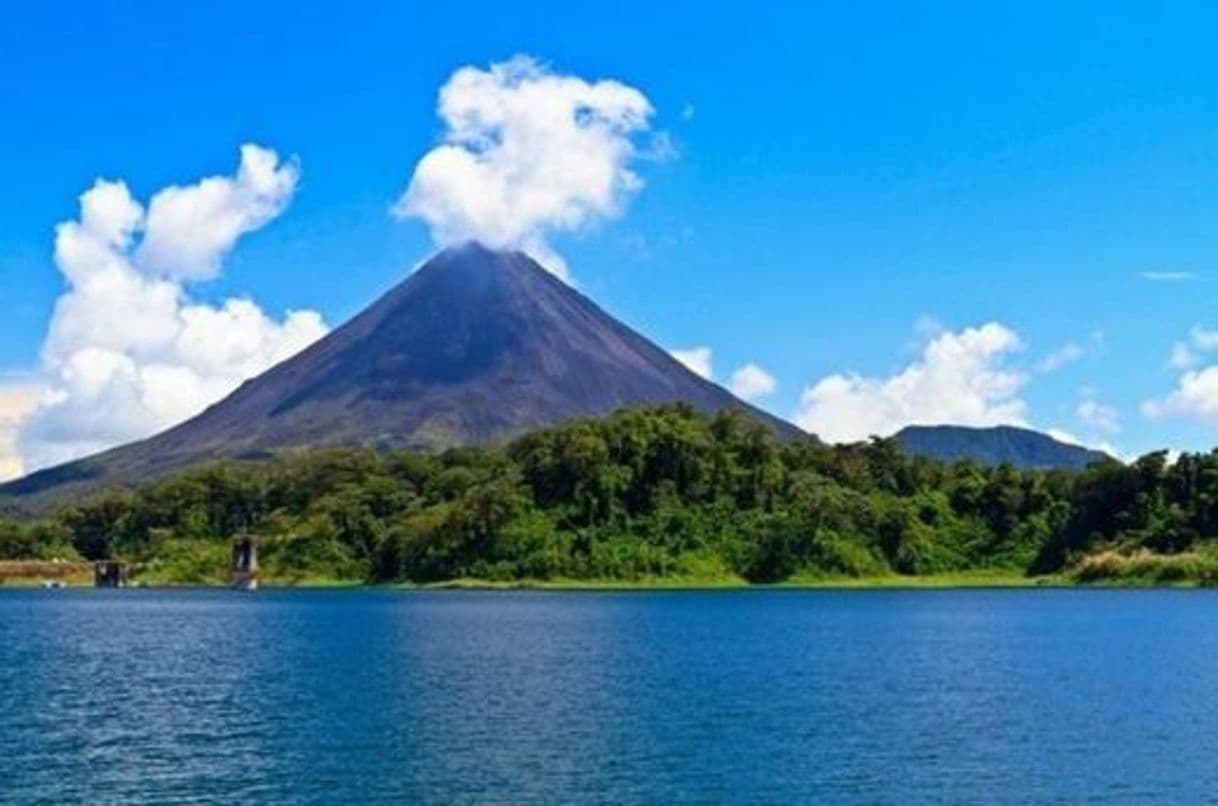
[2,405,1215,585]
[895,424,1109,470]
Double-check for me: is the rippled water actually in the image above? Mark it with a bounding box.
[3,588,1218,803]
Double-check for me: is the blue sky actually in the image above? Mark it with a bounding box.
[4,1,1218,474]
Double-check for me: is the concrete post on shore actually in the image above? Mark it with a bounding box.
[232,536,259,591]
[93,561,129,588]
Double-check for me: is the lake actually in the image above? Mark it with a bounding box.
[2,588,1216,803]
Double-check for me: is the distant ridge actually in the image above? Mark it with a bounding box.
[2,243,802,510]
[895,424,1110,470]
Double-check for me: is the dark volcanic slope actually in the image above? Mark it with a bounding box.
[895,424,1110,471]
[2,243,802,507]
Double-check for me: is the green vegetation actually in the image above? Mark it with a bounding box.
[4,405,1218,587]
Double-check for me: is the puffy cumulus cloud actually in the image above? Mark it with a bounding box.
[0,385,42,481]
[395,55,658,278]
[670,346,713,380]
[16,145,327,473]
[670,348,777,402]
[728,363,777,401]
[136,145,299,281]
[1144,326,1218,423]
[794,323,1028,443]
[1143,367,1218,423]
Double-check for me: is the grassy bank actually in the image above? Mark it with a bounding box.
[0,560,92,587]
[1066,549,1218,587]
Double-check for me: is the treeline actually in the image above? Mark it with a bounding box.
[3,405,1218,584]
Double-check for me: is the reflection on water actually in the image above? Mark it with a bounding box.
[3,588,1218,802]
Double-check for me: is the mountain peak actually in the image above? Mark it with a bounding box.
[421,241,552,279]
[426,240,529,271]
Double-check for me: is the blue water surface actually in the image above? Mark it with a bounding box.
[1,588,1216,803]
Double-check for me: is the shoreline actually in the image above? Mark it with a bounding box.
[418,571,1056,591]
[6,569,1216,591]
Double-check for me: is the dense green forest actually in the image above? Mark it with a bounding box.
[4,405,1218,585]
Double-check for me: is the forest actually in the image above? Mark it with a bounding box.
[3,404,1217,586]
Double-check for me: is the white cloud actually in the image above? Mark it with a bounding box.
[16,145,327,474]
[794,323,1027,443]
[1035,341,1084,373]
[394,55,658,278]
[1034,331,1105,373]
[136,144,299,281]
[0,385,41,481]
[669,349,777,401]
[1143,366,1218,423]
[1168,327,1218,370]
[1047,427,1083,447]
[728,363,777,401]
[1046,426,1122,461]
[1139,270,1194,282]
[1077,398,1121,434]
[671,346,713,380]
[1145,326,1218,422]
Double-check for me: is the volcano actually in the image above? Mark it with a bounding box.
[2,243,803,508]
